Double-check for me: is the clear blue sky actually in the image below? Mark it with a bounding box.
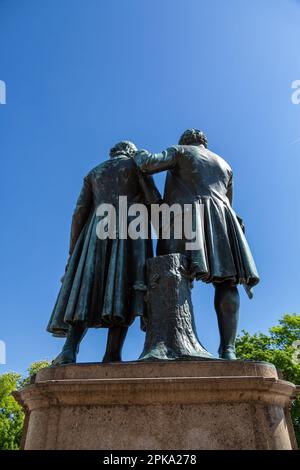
[1,0,300,375]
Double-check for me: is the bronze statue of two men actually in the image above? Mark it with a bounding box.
[47,129,259,365]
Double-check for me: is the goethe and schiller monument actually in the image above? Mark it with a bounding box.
[15,130,298,449]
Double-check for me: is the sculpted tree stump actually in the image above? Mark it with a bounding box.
[139,254,212,361]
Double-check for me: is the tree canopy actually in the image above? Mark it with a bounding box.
[236,313,300,446]
[0,360,50,450]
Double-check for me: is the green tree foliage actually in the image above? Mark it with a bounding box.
[0,360,50,450]
[0,372,23,450]
[236,313,300,446]
[18,360,51,388]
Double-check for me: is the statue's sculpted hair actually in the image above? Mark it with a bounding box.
[110,141,137,158]
[178,129,208,148]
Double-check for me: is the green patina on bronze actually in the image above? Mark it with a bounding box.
[135,129,259,360]
[48,130,259,365]
[48,141,161,365]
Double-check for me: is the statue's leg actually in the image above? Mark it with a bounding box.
[52,323,87,366]
[102,326,128,363]
[214,281,240,360]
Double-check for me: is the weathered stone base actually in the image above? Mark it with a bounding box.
[14,361,298,450]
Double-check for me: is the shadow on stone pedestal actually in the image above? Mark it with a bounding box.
[14,361,298,450]
[139,254,212,361]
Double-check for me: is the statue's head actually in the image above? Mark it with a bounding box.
[178,129,208,148]
[109,140,137,159]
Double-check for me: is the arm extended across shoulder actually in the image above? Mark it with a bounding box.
[134,146,182,175]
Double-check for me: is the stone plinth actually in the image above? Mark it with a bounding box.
[14,361,298,450]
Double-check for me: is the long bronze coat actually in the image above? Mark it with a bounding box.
[47,155,161,336]
[135,145,259,290]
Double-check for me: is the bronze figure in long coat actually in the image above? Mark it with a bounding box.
[135,129,259,360]
[48,141,161,365]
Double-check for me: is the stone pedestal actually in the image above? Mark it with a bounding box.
[14,361,298,450]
